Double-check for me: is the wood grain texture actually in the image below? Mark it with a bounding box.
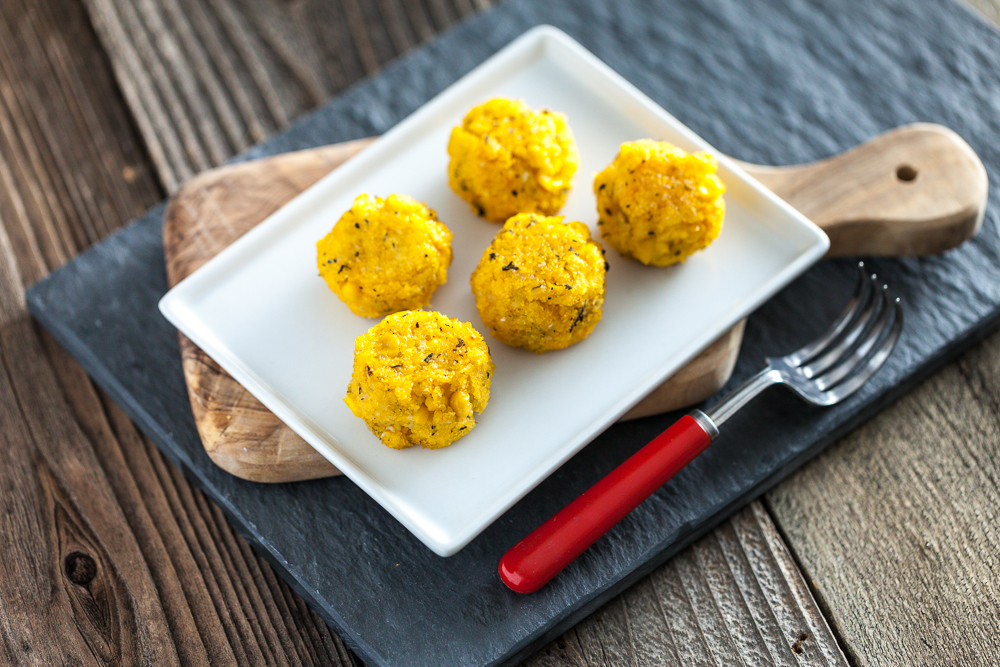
[766,325,1000,666]
[164,141,375,482]
[81,0,492,191]
[0,0,359,664]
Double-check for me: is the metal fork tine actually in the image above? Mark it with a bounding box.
[785,262,871,366]
[817,298,903,405]
[799,271,881,378]
[814,285,894,391]
[704,272,902,428]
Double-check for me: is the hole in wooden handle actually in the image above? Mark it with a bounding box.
[896,164,918,181]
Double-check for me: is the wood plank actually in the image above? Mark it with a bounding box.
[765,327,1000,665]
[0,0,160,277]
[524,503,848,667]
[0,0,359,664]
[81,0,492,192]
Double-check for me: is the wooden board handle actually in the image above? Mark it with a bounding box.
[739,123,988,256]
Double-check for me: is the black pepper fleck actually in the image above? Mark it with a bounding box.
[502,262,518,271]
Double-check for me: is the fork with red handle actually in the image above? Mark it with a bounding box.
[499,263,902,593]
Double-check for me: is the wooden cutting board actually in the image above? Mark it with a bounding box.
[162,123,987,482]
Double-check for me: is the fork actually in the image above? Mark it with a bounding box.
[499,262,903,593]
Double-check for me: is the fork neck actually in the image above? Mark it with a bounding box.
[701,367,783,430]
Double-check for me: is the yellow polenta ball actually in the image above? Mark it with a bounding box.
[470,213,606,353]
[317,194,453,317]
[344,311,494,450]
[594,140,725,266]
[447,98,579,223]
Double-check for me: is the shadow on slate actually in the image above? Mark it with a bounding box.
[26,0,1000,665]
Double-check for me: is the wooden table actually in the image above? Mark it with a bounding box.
[1,0,997,664]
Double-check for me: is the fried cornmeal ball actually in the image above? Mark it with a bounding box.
[594,140,725,267]
[470,213,606,353]
[447,98,579,223]
[317,194,453,317]
[344,311,494,450]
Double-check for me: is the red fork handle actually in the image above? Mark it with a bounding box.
[499,414,715,593]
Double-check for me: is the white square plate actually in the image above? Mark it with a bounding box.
[159,26,828,556]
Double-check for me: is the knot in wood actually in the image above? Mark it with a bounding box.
[65,551,97,586]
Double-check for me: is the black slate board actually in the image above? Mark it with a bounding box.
[26,1,1000,665]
